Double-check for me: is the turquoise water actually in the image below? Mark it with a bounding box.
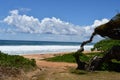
[0,40,94,55]
[0,40,94,46]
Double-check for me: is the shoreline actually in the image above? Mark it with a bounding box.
[0,45,93,55]
[22,50,98,60]
[22,52,72,60]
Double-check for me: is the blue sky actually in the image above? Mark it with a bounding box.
[0,0,120,42]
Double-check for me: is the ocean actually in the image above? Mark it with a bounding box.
[0,40,94,55]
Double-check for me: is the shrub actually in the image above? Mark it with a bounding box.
[99,61,120,72]
[0,51,36,71]
[91,39,120,52]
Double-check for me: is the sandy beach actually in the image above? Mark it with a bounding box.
[22,52,77,80]
[22,52,77,69]
[23,52,71,59]
[22,51,95,59]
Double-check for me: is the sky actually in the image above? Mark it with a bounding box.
[0,0,120,42]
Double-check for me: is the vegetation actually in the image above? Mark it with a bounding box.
[45,53,76,63]
[100,61,120,71]
[45,52,102,63]
[91,39,120,52]
[0,51,36,71]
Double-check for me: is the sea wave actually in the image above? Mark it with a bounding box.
[0,45,93,55]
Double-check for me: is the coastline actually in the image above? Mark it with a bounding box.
[22,50,98,60]
[0,44,93,55]
[22,52,73,60]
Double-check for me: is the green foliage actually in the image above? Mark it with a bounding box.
[0,51,36,71]
[100,61,120,72]
[45,53,76,63]
[79,53,90,62]
[91,39,120,71]
[45,52,102,63]
[91,39,120,52]
[100,62,109,71]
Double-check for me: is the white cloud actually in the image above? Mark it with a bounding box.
[3,9,109,40]
[4,10,41,33]
[92,18,109,27]
[84,18,109,36]
[9,9,19,15]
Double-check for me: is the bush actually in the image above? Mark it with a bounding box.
[91,39,120,52]
[0,51,36,71]
[100,61,120,72]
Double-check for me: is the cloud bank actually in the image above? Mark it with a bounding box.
[2,9,109,38]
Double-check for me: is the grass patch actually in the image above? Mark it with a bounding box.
[0,51,36,71]
[44,52,102,63]
[45,53,76,63]
[70,69,88,75]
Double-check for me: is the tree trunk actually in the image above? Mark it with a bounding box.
[74,51,86,69]
[74,32,96,70]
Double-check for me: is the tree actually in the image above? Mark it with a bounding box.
[74,13,120,70]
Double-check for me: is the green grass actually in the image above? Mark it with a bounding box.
[45,53,76,63]
[70,68,88,75]
[0,51,36,71]
[45,52,103,63]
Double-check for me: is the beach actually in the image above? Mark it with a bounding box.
[22,51,94,59]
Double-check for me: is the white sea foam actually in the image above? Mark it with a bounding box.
[0,45,93,55]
